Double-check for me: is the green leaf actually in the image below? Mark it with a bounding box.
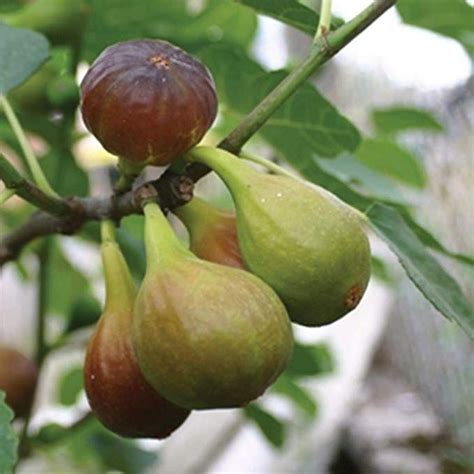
[0,23,49,95]
[272,375,318,417]
[63,417,158,473]
[87,432,158,474]
[302,157,474,268]
[286,342,334,378]
[398,209,474,267]
[35,423,69,444]
[397,0,474,55]
[372,107,444,135]
[244,404,286,449]
[42,147,89,197]
[66,295,101,334]
[371,256,396,284]
[367,203,474,339]
[355,138,426,188]
[234,0,342,35]
[45,241,91,318]
[199,44,361,158]
[0,391,18,474]
[317,154,409,205]
[58,366,84,406]
[83,0,257,62]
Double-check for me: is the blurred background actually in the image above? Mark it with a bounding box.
[0,0,473,473]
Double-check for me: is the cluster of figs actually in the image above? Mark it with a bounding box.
[80,39,371,439]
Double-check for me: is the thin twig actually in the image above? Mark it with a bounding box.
[315,0,333,41]
[0,96,58,197]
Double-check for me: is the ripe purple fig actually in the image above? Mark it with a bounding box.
[80,39,217,167]
[173,197,243,269]
[132,203,293,410]
[0,346,38,417]
[84,222,190,438]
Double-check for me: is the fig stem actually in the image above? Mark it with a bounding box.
[101,223,136,312]
[100,219,116,244]
[173,196,215,229]
[143,202,190,267]
[315,0,333,41]
[239,151,299,180]
[115,158,144,194]
[187,146,251,185]
[0,95,59,198]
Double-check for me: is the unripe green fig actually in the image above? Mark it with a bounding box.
[132,202,293,410]
[46,74,80,111]
[0,346,38,417]
[189,147,371,327]
[173,197,243,269]
[1,0,89,46]
[84,223,189,439]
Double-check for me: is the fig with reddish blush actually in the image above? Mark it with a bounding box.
[173,197,243,269]
[84,221,190,439]
[189,147,371,327]
[132,203,293,410]
[80,39,217,168]
[0,346,38,417]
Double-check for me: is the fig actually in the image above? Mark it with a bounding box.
[84,222,189,439]
[1,0,89,46]
[0,346,38,417]
[80,40,217,168]
[173,197,243,268]
[189,147,371,327]
[132,202,293,410]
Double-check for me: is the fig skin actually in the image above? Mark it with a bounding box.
[189,147,371,327]
[0,346,38,417]
[84,230,190,439]
[80,39,218,166]
[132,203,293,410]
[173,197,243,269]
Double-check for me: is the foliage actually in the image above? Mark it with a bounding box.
[0,0,473,471]
[0,391,18,474]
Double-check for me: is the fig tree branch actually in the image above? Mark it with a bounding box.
[0,0,398,266]
[0,155,71,216]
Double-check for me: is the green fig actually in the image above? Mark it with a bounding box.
[84,222,190,439]
[0,346,38,417]
[132,202,293,410]
[173,197,243,269]
[189,146,371,327]
[10,61,58,113]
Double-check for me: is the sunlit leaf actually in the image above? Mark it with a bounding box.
[234,0,342,35]
[355,139,426,188]
[397,0,474,55]
[372,106,443,135]
[58,366,84,406]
